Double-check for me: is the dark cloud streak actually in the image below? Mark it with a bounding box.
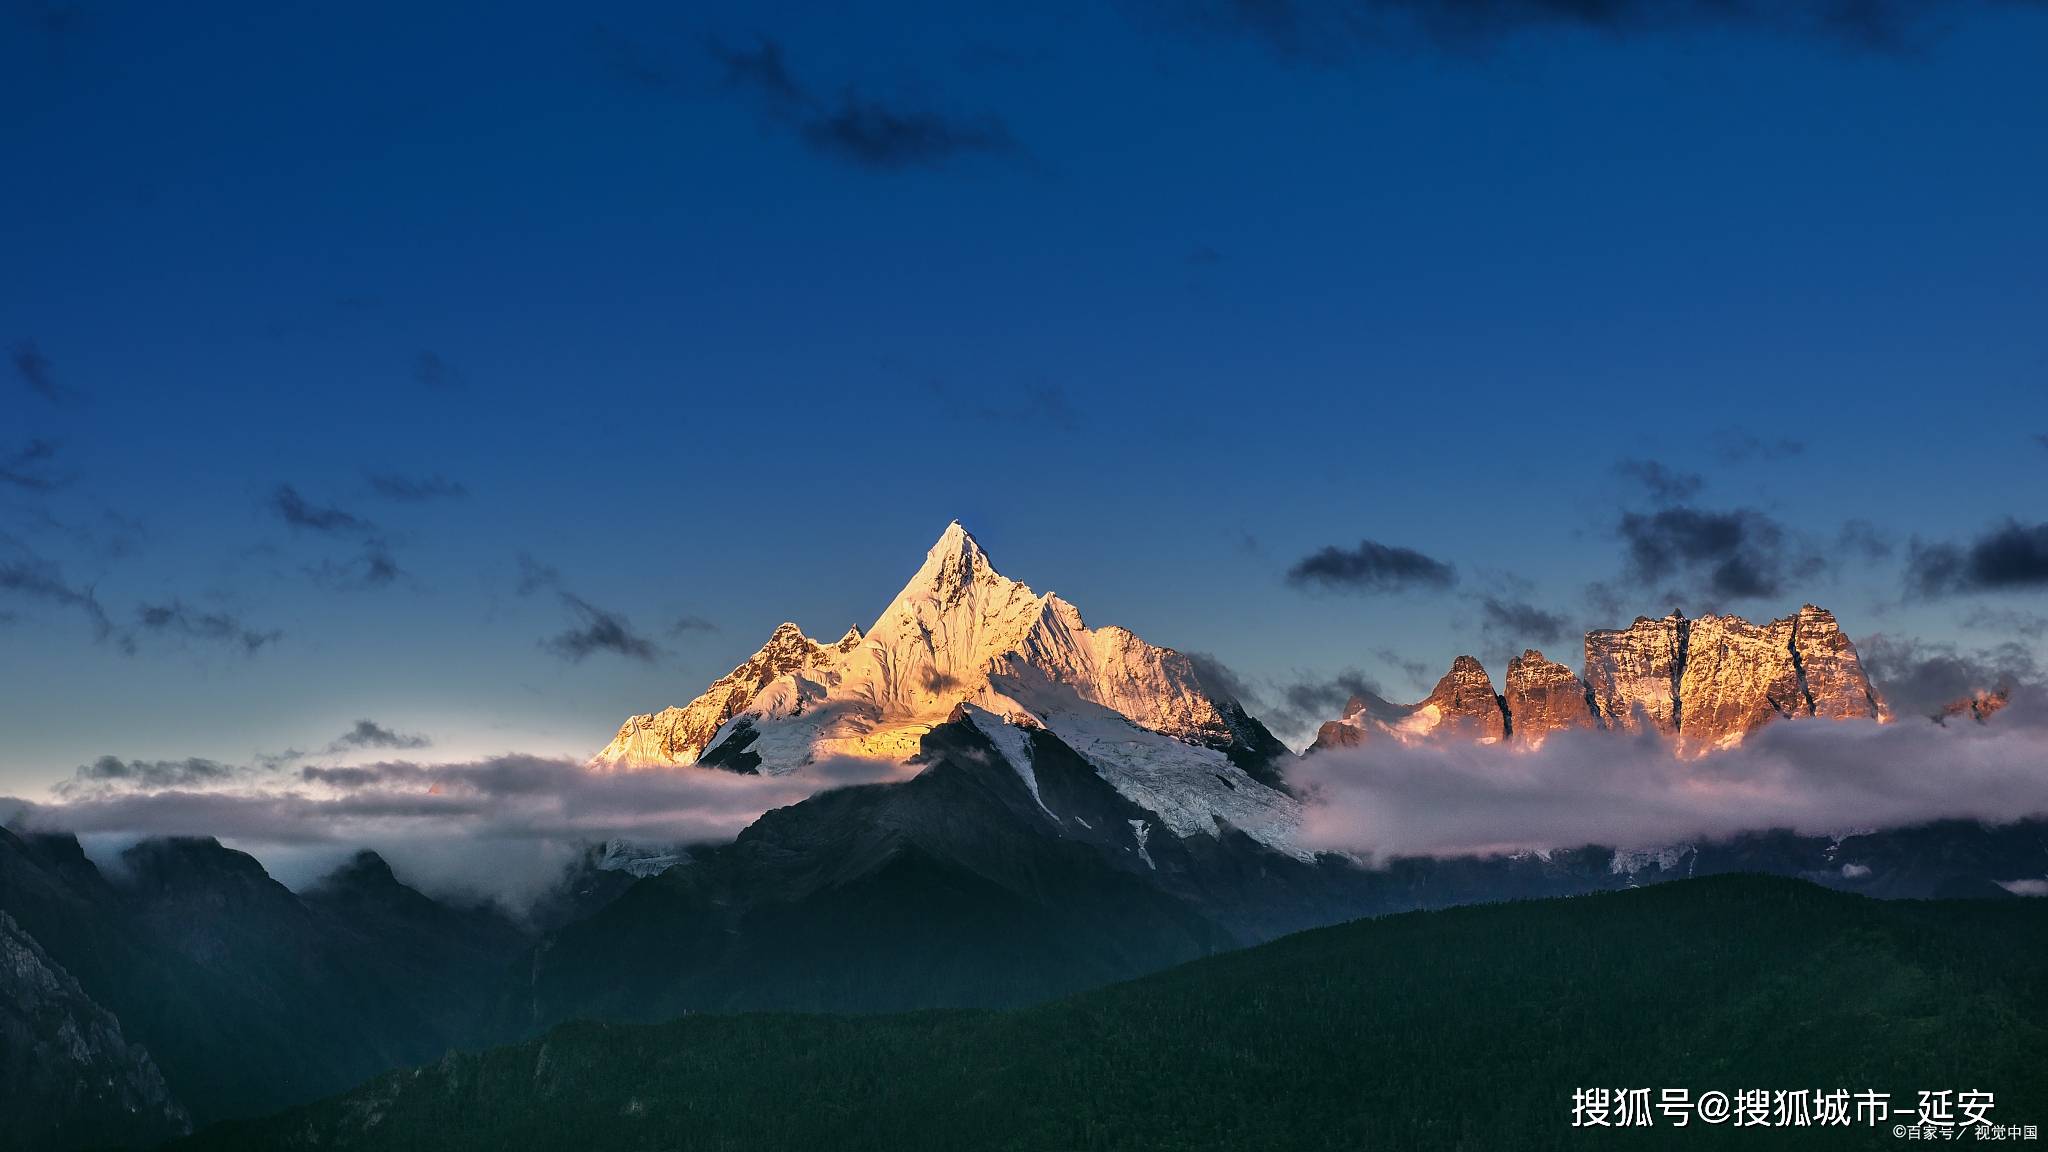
[1173,0,2032,57]
[516,555,662,664]
[1478,596,1568,646]
[366,473,467,502]
[274,485,376,535]
[1614,458,1702,504]
[56,756,238,797]
[1616,505,1811,602]
[1713,431,1806,463]
[11,341,67,402]
[1908,520,2048,597]
[327,720,431,753]
[1286,539,1457,594]
[135,600,283,654]
[713,36,1017,170]
[0,439,62,491]
[0,554,123,650]
[668,614,717,637]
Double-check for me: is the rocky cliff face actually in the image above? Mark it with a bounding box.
[0,911,189,1149]
[1584,612,1690,735]
[1503,650,1595,743]
[1788,605,1889,722]
[1314,605,1886,756]
[1674,613,1812,752]
[1581,605,1885,752]
[1416,656,1509,742]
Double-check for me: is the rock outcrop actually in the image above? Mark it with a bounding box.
[1584,612,1690,735]
[1935,688,2009,725]
[1309,657,1507,749]
[1503,650,1596,743]
[1417,656,1510,742]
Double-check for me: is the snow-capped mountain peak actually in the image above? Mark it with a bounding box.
[589,522,1300,853]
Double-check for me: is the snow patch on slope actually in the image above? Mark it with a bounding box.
[960,703,1054,822]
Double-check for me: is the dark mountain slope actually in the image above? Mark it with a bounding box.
[511,718,1234,1024]
[0,911,188,1152]
[0,829,530,1126]
[179,874,2048,1152]
[509,713,2048,1031]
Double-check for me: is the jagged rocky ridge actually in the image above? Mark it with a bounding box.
[1313,605,1889,755]
[594,526,1909,872]
[591,623,866,772]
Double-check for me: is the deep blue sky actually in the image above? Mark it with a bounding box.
[5,0,2046,790]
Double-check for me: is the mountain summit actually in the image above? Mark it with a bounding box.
[590,522,1299,851]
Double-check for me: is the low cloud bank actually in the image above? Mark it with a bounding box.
[8,753,917,908]
[12,702,2047,905]
[1294,695,2048,859]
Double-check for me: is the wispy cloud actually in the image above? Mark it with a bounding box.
[0,550,282,657]
[713,35,1017,171]
[1837,519,1893,562]
[11,341,71,403]
[274,485,376,535]
[135,600,283,655]
[0,439,62,491]
[1959,606,2048,641]
[366,472,467,502]
[326,719,431,753]
[516,555,661,663]
[0,552,122,650]
[274,485,409,589]
[668,613,718,637]
[1172,0,2027,58]
[1713,431,1806,464]
[414,351,462,391]
[1614,458,1702,505]
[305,539,403,591]
[926,379,1082,432]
